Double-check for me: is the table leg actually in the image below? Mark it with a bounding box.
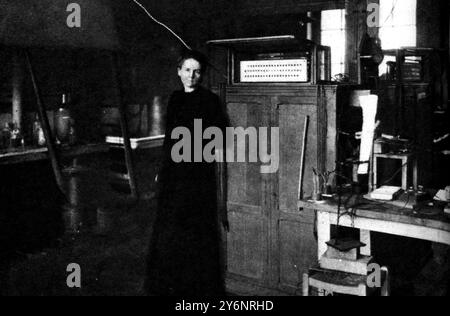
[317,211,331,260]
[360,230,372,256]
[63,158,82,234]
[413,157,418,190]
[68,158,79,207]
[401,156,408,191]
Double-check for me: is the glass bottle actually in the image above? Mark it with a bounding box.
[33,114,46,147]
[10,122,22,148]
[1,123,12,149]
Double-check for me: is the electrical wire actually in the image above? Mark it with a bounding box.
[130,0,191,50]
[129,0,228,80]
[400,193,411,211]
[379,0,399,29]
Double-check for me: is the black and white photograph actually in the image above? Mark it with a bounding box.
[0,0,449,301]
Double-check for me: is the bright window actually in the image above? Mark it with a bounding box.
[321,9,346,78]
[379,0,417,49]
[378,0,417,75]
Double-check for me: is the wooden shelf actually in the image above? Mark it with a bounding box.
[0,143,110,165]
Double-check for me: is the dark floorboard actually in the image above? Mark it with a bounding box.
[1,197,156,296]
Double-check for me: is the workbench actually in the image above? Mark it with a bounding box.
[298,198,450,260]
[0,143,110,165]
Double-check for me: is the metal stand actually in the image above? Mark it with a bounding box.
[110,53,139,200]
[25,50,65,194]
[22,49,139,202]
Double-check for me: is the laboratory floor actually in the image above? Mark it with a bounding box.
[0,192,449,296]
[0,197,155,296]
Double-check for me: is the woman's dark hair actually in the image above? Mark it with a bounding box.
[177,49,209,73]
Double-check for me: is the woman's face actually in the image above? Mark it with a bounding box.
[178,58,203,92]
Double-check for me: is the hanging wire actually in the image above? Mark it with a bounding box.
[129,0,229,80]
[130,0,192,50]
[379,0,399,29]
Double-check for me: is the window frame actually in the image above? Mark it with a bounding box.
[320,9,347,78]
[378,0,417,50]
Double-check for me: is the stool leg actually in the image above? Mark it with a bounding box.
[358,283,367,296]
[381,266,390,296]
[413,158,418,191]
[373,156,378,190]
[360,230,371,256]
[302,273,309,297]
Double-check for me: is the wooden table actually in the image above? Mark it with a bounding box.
[299,198,450,260]
[0,143,110,165]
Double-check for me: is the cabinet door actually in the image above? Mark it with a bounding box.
[275,98,318,293]
[277,211,317,293]
[225,94,271,284]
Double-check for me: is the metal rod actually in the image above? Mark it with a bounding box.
[298,115,310,201]
[25,50,66,194]
[110,53,139,200]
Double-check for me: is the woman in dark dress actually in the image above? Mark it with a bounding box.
[146,50,228,296]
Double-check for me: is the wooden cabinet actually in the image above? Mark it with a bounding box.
[225,94,271,284]
[275,93,318,293]
[224,84,352,295]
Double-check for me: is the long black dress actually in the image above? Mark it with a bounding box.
[146,87,228,296]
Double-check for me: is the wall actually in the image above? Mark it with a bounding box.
[109,0,347,103]
[417,0,448,49]
[1,0,448,132]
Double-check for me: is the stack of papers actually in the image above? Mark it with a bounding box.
[370,186,402,201]
[106,135,164,150]
[434,190,449,202]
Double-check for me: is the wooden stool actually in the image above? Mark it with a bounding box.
[303,267,390,296]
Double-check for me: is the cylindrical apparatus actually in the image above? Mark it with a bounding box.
[12,51,24,130]
[306,12,313,41]
[358,95,378,175]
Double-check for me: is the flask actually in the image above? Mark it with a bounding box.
[55,93,72,144]
[33,114,46,146]
[10,122,22,148]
